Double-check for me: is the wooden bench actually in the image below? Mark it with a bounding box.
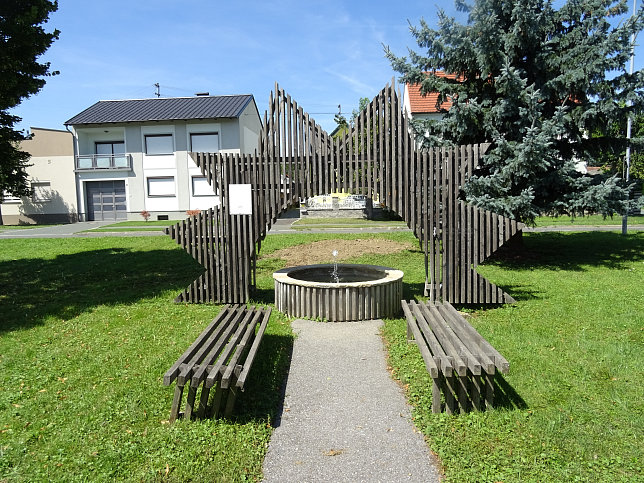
[163,304,271,421]
[401,300,509,414]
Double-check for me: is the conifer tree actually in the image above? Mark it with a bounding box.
[0,1,59,199]
[387,0,644,222]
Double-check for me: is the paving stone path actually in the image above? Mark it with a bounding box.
[261,319,441,483]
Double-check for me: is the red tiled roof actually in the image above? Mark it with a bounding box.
[407,71,459,114]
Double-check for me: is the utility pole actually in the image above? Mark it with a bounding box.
[154,83,161,98]
[623,0,636,235]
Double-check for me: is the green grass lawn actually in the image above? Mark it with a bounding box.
[534,213,644,226]
[102,221,176,227]
[383,231,644,482]
[0,224,61,230]
[85,221,174,233]
[0,237,293,481]
[1,231,642,481]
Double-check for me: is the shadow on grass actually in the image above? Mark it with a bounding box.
[231,331,295,425]
[494,374,528,410]
[0,247,203,334]
[251,287,276,305]
[488,231,644,272]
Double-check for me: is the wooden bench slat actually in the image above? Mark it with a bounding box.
[419,303,468,376]
[179,307,246,385]
[428,303,483,375]
[188,307,250,387]
[402,301,438,378]
[220,308,263,389]
[409,301,453,375]
[163,304,233,385]
[236,307,271,389]
[434,303,495,374]
[442,302,509,374]
[205,309,256,388]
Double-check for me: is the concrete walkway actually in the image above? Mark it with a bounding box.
[0,220,115,238]
[261,319,440,483]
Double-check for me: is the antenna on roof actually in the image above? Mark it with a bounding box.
[154,83,161,98]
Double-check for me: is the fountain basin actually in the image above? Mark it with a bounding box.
[273,264,403,322]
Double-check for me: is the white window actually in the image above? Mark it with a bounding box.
[190,132,219,153]
[192,176,215,196]
[31,182,52,202]
[145,134,174,155]
[95,141,125,155]
[1,191,21,203]
[147,177,175,197]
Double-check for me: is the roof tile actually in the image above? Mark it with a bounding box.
[407,71,459,114]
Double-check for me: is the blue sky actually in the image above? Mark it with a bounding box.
[11,0,643,135]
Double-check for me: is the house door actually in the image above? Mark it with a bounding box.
[86,181,127,221]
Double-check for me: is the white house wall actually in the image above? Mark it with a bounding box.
[239,102,262,152]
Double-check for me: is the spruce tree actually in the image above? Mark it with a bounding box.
[387,0,644,223]
[0,1,59,199]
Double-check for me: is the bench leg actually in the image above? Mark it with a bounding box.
[457,375,469,413]
[209,384,225,419]
[484,372,494,410]
[184,385,198,420]
[471,374,482,411]
[223,387,238,418]
[170,384,185,423]
[197,385,212,419]
[432,377,442,414]
[445,376,457,415]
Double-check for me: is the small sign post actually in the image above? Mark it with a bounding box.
[228,184,252,215]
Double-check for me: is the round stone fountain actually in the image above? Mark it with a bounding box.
[273,263,403,322]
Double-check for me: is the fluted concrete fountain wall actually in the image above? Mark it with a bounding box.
[273,264,403,322]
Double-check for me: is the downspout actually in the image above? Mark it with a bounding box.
[66,125,83,222]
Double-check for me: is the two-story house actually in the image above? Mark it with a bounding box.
[64,94,261,222]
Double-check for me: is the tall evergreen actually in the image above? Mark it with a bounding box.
[387,0,644,222]
[0,1,59,199]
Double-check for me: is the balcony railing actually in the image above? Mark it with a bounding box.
[75,154,132,171]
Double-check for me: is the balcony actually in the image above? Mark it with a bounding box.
[75,154,132,171]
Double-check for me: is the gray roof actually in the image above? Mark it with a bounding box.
[65,95,254,125]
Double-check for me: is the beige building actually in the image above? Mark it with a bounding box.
[1,127,78,225]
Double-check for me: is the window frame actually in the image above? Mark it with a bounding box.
[31,181,52,202]
[189,132,219,153]
[144,134,174,155]
[191,175,216,197]
[146,176,176,197]
[95,141,125,155]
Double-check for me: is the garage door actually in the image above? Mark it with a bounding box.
[86,181,127,221]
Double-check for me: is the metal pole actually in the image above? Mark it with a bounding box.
[622,0,636,236]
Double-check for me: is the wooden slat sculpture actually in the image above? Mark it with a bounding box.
[165,81,524,305]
